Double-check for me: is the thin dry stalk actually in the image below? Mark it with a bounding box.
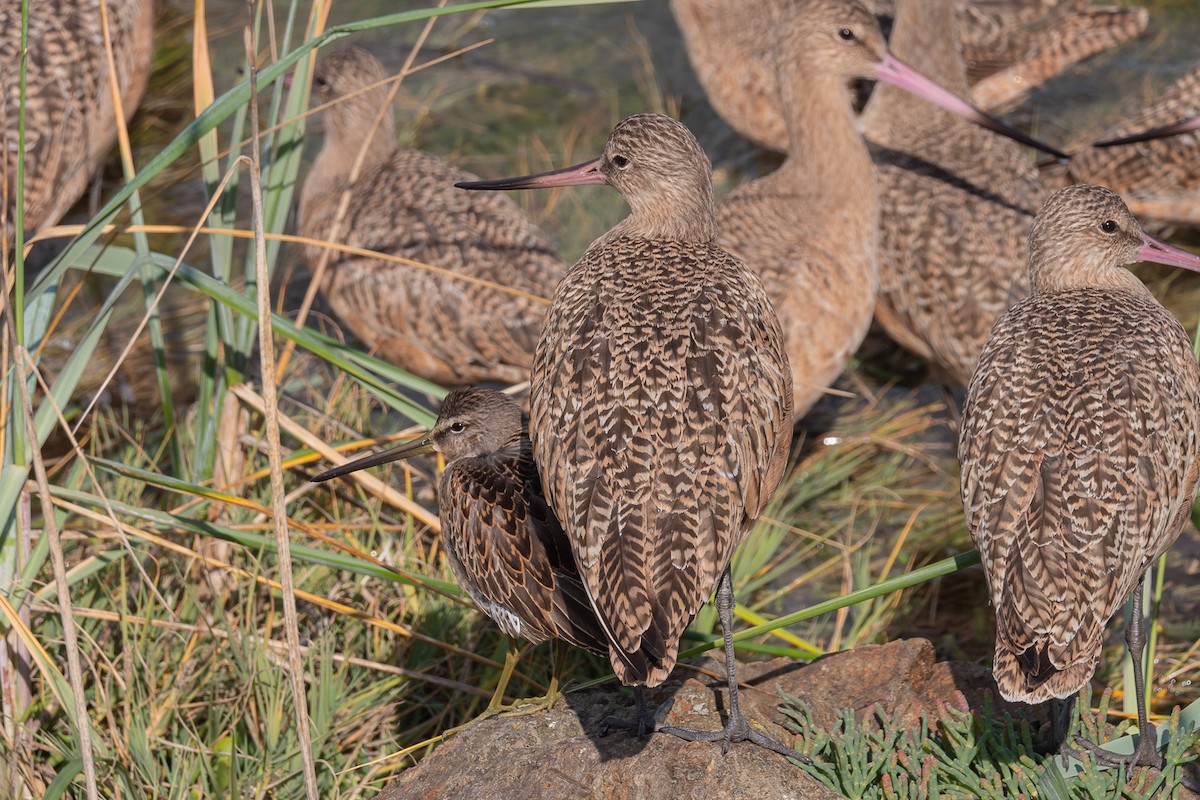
[274,0,448,381]
[27,223,551,304]
[12,349,98,800]
[244,9,318,798]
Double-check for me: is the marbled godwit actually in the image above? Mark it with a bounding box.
[959,184,1200,768]
[670,0,1143,153]
[1,0,154,236]
[955,0,1148,111]
[1046,65,1200,231]
[862,0,1045,385]
[715,0,1063,417]
[297,47,563,386]
[313,387,609,714]
[458,113,800,757]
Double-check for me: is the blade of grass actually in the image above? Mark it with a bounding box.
[682,550,983,658]
[42,485,459,595]
[12,349,98,799]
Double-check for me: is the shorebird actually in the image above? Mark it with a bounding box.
[297,47,563,386]
[959,184,1200,769]
[715,0,1064,417]
[862,0,1046,385]
[954,0,1148,111]
[458,113,800,757]
[312,387,609,715]
[1045,65,1200,232]
[1,0,154,236]
[670,0,1144,153]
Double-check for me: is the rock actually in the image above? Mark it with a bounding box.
[379,662,842,800]
[377,638,1191,799]
[757,637,1024,732]
[381,638,1002,799]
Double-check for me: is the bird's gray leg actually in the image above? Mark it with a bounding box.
[1072,581,1164,770]
[657,567,809,762]
[1034,695,1075,755]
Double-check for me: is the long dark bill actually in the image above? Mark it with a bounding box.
[875,54,1069,162]
[456,157,606,191]
[1095,116,1200,148]
[311,436,435,482]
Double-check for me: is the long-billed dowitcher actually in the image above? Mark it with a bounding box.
[1,0,154,236]
[960,185,1200,769]
[670,0,1143,153]
[458,114,800,757]
[715,0,1063,417]
[313,387,609,715]
[297,47,563,386]
[862,0,1046,385]
[1048,65,1200,232]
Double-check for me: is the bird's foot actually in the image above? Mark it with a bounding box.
[1062,730,1164,773]
[472,688,562,724]
[657,701,810,763]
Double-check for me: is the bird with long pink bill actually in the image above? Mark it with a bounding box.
[669,0,1145,153]
[714,0,1066,421]
[960,184,1200,772]
[459,113,800,759]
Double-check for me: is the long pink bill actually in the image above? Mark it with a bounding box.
[1139,235,1200,273]
[875,54,1069,162]
[1094,116,1200,148]
[456,157,606,191]
[311,436,435,482]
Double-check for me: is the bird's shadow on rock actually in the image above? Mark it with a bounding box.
[561,677,686,762]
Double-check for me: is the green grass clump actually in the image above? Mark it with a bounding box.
[781,692,1199,800]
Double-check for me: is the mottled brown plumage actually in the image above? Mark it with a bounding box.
[960,184,1200,766]
[1,0,154,235]
[862,0,1045,384]
[297,47,563,386]
[312,387,609,710]
[956,0,1147,111]
[459,113,797,756]
[670,0,1143,153]
[1047,65,1200,232]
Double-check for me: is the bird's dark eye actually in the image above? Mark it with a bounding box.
[611,154,631,169]
[450,421,466,433]
[1100,219,1118,234]
[838,28,855,41]
[313,76,328,89]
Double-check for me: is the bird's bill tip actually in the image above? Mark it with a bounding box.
[455,157,606,191]
[1139,235,1200,273]
[875,54,1069,161]
[310,437,436,482]
[1094,116,1200,148]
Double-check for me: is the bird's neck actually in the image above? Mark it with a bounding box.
[612,184,719,243]
[301,113,397,216]
[777,70,879,240]
[1029,245,1156,298]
